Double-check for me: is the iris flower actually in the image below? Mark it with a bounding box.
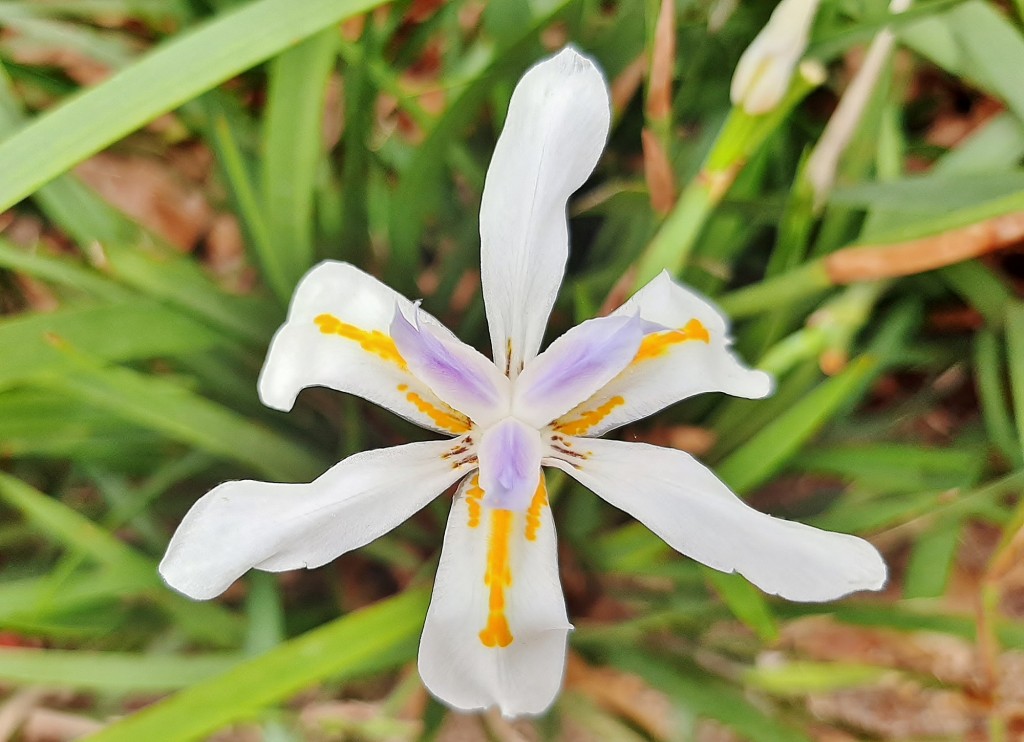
[160,47,886,717]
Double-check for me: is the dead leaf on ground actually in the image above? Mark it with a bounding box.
[75,152,214,252]
[565,653,677,741]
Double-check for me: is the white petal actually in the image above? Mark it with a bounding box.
[160,439,473,600]
[480,46,610,379]
[419,477,570,717]
[552,272,772,437]
[390,307,510,427]
[258,261,472,436]
[512,314,650,428]
[548,438,887,602]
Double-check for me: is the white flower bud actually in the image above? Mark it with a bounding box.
[730,0,822,115]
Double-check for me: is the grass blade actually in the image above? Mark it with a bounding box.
[0,0,386,213]
[260,28,338,302]
[0,649,240,692]
[87,588,429,742]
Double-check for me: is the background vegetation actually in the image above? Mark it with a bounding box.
[1,0,1023,739]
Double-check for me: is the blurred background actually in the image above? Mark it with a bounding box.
[1,0,1024,739]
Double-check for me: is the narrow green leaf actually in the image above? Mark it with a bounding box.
[32,358,322,482]
[745,661,889,696]
[0,648,240,692]
[0,0,387,213]
[260,28,338,302]
[87,588,429,742]
[0,300,222,391]
[0,240,129,300]
[0,472,241,645]
[975,329,1021,465]
[717,357,878,494]
[608,652,812,742]
[99,242,276,347]
[0,471,154,574]
[702,568,778,642]
[1005,301,1024,463]
[904,519,961,599]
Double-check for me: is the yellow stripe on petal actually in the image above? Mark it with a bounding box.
[480,509,514,648]
[397,384,472,434]
[465,475,484,528]
[553,395,624,436]
[525,475,548,541]
[314,313,408,370]
[631,318,710,365]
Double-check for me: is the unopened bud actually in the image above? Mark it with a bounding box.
[730,0,822,115]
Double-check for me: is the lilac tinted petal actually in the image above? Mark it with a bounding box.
[553,272,772,437]
[512,314,650,427]
[477,418,543,510]
[390,307,510,425]
[256,261,471,436]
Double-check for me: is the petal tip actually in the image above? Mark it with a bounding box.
[158,555,226,602]
[256,377,297,412]
[751,370,775,399]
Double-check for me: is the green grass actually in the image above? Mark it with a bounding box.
[1,0,1023,738]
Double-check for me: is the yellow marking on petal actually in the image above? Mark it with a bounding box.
[525,475,547,541]
[314,313,408,370]
[465,475,484,528]
[554,395,625,436]
[631,318,710,365]
[479,508,515,648]
[403,389,472,434]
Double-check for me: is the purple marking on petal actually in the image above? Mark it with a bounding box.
[390,308,501,410]
[515,314,649,412]
[477,417,543,510]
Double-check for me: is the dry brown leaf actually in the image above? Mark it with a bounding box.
[825,212,1024,283]
[2,34,112,86]
[642,128,677,215]
[647,0,676,122]
[806,679,982,740]
[565,653,676,741]
[75,153,214,252]
[611,55,647,115]
[20,708,104,742]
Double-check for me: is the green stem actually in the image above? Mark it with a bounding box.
[633,63,826,287]
[718,260,833,318]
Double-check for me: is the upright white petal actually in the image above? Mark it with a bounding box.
[480,46,610,378]
[730,0,821,115]
[419,478,570,717]
[160,439,473,600]
[548,438,887,602]
[258,261,473,436]
[552,272,771,437]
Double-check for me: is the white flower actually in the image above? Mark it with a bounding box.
[730,0,822,115]
[160,47,886,718]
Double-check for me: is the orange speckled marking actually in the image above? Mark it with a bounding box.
[479,509,514,648]
[314,314,408,370]
[554,395,625,436]
[396,384,471,434]
[465,476,484,528]
[631,318,710,364]
[525,475,547,541]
